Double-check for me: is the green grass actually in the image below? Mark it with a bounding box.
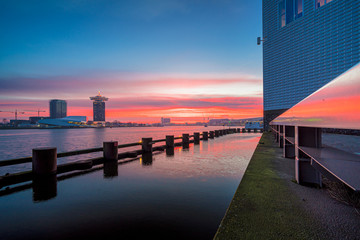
[214,132,325,240]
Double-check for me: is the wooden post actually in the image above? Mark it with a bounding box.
[166,135,174,148]
[194,132,200,144]
[142,138,152,153]
[215,130,219,137]
[202,131,208,141]
[103,141,118,161]
[209,131,215,139]
[182,133,189,148]
[32,147,57,175]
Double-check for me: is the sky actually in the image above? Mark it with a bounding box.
[0,0,263,123]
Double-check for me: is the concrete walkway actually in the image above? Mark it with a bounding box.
[214,132,360,240]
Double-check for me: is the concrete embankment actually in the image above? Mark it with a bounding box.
[214,132,360,240]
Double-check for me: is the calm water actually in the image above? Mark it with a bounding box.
[0,127,261,239]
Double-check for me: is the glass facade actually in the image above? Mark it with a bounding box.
[93,101,105,122]
[279,0,286,27]
[295,0,303,18]
[49,99,67,119]
[315,0,333,9]
[279,0,304,27]
[263,0,360,128]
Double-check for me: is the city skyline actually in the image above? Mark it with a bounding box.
[0,0,263,123]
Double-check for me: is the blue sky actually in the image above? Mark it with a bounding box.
[0,0,263,122]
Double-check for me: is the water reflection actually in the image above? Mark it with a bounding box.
[272,63,360,129]
[166,147,174,156]
[141,152,153,166]
[103,160,118,178]
[0,133,261,240]
[32,174,57,202]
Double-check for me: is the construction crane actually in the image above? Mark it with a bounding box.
[0,109,46,120]
[24,109,46,117]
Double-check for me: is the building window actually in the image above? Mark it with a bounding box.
[315,0,332,9]
[295,0,303,18]
[286,0,294,24]
[279,0,286,27]
[279,0,303,27]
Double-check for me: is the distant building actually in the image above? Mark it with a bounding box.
[90,92,108,122]
[161,117,171,125]
[209,119,230,126]
[50,99,67,119]
[263,0,360,129]
[29,116,49,124]
[10,119,31,126]
[39,116,87,127]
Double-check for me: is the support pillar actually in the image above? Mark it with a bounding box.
[283,126,295,159]
[295,126,322,186]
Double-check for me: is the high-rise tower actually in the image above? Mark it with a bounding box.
[90,92,108,122]
[49,99,67,119]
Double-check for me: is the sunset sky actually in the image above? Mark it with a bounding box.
[0,0,263,123]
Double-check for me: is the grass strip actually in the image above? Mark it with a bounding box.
[214,132,325,240]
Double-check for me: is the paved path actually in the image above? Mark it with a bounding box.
[214,132,360,240]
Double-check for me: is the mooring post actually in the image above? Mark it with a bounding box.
[182,133,190,148]
[166,135,174,148]
[32,147,57,175]
[142,138,153,153]
[209,131,215,139]
[194,132,200,144]
[242,128,246,133]
[203,131,208,141]
[237,128,240,133]
[214,130,219,137]
[219,130,223,136]
[103,141,118,161]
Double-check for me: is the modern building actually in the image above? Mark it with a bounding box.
[161,117,171,125]
[262,0,360,129]
[50,99,67,119]
[90,92,108,122]
[38,116,88,127]
[29,116,49,124]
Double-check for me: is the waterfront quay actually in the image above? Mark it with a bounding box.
[215,132,360,239]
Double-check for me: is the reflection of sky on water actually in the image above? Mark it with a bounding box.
[0,126,241,175]
[322,133,360,155]
[272,63,360,130]
[0,132,260,240]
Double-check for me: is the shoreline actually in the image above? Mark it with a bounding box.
[214,132,360,239]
